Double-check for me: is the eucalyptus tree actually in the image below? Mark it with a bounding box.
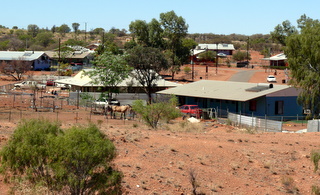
[160,10,189,79]
[72,22,80,33]
[27,24,40,38]
[126,45,169,103]
[285,16,320,118]
[129,20,149,46]
[270,20,298,46]
[57,24,71,37]
[84,50,132,100]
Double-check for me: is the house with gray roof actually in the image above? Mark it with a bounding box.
[0,51,51,70]
[157,80,304,119]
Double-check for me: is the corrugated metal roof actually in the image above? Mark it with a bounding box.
[0,51,47,61]
[45,50,94,59]
[54,69,181,88]
[262,53,287,61]
[197,43,235,50]
[157,80,291,102]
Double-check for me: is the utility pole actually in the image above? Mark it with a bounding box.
[247,37,250,68]
[85,22,87,42]
[58,38,61,78]
[216,43,218,74]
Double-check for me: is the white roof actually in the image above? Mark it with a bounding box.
[0,51,47,61]
[54,69,181,88]
[157,80,291,102]
[262,53,287,61]
[196,43,235,50]
[192,44,235,55]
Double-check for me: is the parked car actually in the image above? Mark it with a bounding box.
[14,81,46,90]
[236,61,249,68]
[93,99,120,107]
[46,80,55,86]
[179,105,203,118]
[267,75,276,82]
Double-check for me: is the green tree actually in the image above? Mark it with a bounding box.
[92,27,105,35]
[232,50,251,62]
[35,31,55,48]
[72,22,80,33]
[129,20,149,46]
[160,10,189,79]
[148,18,164,48]
[124,39,138,50]
[126,46,169,103]
[50,124,122,194]
[198,50,216,62]
[0,119,62,188]
[27,24,39,38]
[270,20,297,46]
[132,96,181,129]
[85,51,132,100]
[0,119,122,194]
[285,17,320,117]
[57,24,71,37]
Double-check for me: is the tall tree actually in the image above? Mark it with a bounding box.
[35,31,55,48]
[84,51,132,100]
[285,17,320,118]
[27,24,40,38]
[129,20,149,46]
[148,18,164,48]
[232,50,251,62]
[126,46,169,103]
[72,22,80,33]
[160,10,188,79]
[57,24,71,37]
[270,20,297,46]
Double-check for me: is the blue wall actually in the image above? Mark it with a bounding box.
[180,95,304,119]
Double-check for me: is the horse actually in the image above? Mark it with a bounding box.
[106,105,132,119]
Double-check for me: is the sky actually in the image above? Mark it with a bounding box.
[2,0,320,35]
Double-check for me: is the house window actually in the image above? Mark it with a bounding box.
[275,101,284,115]
[249,100,257,111]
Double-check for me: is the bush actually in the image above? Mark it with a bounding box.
[132,96,181,129]
[0,119,122,194]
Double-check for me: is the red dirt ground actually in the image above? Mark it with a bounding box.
[0,52,318,195]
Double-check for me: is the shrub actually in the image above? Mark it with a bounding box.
[132,95,181,129]
[0,119,122,194]
[183,66,192,74]
[311,149,320,172]
[0,118,62,187]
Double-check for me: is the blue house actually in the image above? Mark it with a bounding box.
[0,51,51,70]
[157,80,304,120]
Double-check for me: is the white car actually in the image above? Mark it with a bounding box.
[267,75,276,82]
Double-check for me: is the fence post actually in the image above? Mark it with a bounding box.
[75,112,78,123]
[251,112,254,128]
[239,111,242,128]
[9,110,11,122]
[265,114,267,132]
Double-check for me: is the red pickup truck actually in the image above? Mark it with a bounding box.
[179,105,202,118]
